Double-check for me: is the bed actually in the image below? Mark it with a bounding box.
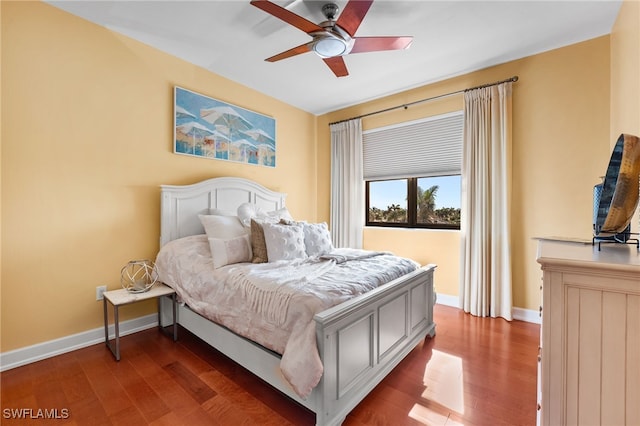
[157,176,436,426]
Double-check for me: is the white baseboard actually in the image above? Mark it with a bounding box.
[512,307,541,324]
[434,293,459,308]
[0,314,157,372]
[435,293,541,324]
[1,294,541,372]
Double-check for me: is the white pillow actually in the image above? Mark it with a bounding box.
[198,214,247,239]
[208,234,252,269]
[261,222,307,261]
[302,222,334,257]
[263,206,293,222]
[237,202,293,227]
[237,203,264,227]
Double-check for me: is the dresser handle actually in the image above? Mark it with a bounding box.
[537,403,541,411]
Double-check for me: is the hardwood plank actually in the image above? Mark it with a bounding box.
[1,364,36,406]
[105,358,171,423]
[200,393,264,425]
[108,404,148,426]
[54,357,95,405]
[0,305,539,425]
[163,362,216,404]
[129,351,202,418]
[79,355,136,417]
[198,368,305,425]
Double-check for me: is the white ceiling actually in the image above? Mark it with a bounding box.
[46,0,621,115]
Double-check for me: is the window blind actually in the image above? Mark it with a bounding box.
[363,110,463,181]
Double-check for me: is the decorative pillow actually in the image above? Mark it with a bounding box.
[237,202,293,228]
[237,203,264,227]
[198,214,247,240]
[261,222,307,262]
[250,219,269,263]
[263,206,293,222]
[208,234,252,269]
[302,222,334,257]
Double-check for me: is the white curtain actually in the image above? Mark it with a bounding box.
[330,119,364,248]
[459,82,513,320]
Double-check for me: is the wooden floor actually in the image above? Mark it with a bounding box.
[1,305,540,426]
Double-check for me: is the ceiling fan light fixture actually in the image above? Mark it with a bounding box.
[251,0,410,77]
[312,35,347,58]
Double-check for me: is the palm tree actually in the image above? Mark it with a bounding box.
[368,206,384,222]
[435,207,461,225]
[417,185,439,223]
[386,203,407,222]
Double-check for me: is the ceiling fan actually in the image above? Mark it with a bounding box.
[250,0,413,77]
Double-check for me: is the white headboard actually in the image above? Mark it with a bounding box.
[160,177,287,246]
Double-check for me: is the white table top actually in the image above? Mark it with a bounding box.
[104,283,175,306]
[536,238,640,273]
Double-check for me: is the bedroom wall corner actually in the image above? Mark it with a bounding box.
[610,0,640,140]
[610,0,640,233]
[0,1,317,355]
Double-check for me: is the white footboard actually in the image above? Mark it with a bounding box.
[313,264,436,426]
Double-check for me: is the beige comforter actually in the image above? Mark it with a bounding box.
[155,235,419,398]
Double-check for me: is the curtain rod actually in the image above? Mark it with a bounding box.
[329,75,518,126]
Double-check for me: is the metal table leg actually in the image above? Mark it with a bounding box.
[172,293,178,341]
[104,298,121,361]
[157,293,178,341]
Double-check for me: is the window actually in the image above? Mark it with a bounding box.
[368,179,408,223]
[363,111,463,229]
[366,176,461,228]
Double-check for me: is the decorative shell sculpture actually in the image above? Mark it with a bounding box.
[120,259,158,293]
[595,134,640,236]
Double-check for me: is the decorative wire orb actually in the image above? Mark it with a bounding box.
[121,259,158,293]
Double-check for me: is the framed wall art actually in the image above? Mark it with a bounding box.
[174,86,276,167]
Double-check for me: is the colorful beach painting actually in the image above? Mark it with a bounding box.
[174,87,276,167]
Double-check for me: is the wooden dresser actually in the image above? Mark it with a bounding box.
[536,239,640,425]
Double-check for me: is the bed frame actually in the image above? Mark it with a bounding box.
[159,177,436,426]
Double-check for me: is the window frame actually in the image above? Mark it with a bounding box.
[365,177,461,230]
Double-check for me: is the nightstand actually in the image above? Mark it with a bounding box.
[103,283,177,361]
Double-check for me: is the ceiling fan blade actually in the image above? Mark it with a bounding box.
[350,36,413,54]
[250,0,323,34]
[335,0,373,37]
[323,56,349,77]
[265,42,313,62]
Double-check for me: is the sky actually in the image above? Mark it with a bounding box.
[369,176,461,210]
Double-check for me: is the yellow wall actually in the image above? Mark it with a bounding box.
[319,36,612,309]
[610,0,640,231]
[2,0,636,355]
[0,2,317,352]
[611,0,640,141]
